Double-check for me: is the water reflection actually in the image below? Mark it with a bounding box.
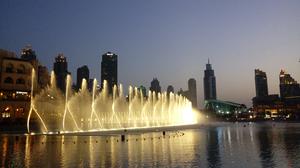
[206,128,221,168]
[283,128,300,167]
[257,127,276,168]
[1,123,300,168]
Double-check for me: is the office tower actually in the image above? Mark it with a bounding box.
[203,59,217,100]
[37,65,50,89]
[167,85,174,95]
[255,69,268,97]
[139,85,147,97]
[188,78,197,108]
[150,78,161,93]
[279,70,300,98]
[53,54,69,92]
[101,52,117,93]
[77,65,89,90]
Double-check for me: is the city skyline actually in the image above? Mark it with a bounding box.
[1,0,300,107]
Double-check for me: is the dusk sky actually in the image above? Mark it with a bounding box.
[1,0,300,107]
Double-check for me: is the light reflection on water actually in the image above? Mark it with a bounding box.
[1,122,300,168]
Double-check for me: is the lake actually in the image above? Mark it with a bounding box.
[1,122,300,168]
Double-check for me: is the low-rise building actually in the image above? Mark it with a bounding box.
[0,47,49,123]
[0,49,32,123]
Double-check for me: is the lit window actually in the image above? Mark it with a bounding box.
[2,113,10,118]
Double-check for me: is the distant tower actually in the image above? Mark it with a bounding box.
[167,85,174,95]
[101,52,118,94]
[53,54,69,92]
[20,45,39,70]
[37,65,50,89]
[203,59,217,101]
[150,78,161,93]
[279,69,300,98]
[77,65,89,90]
[255,69,268,97]
[20,45,49,89]
[21,45,37,61]
[139,85,147,97]
[188,78,197,108]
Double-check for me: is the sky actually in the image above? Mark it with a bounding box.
[1,0,300,108]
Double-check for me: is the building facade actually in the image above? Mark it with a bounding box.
[255,69,268,97]
[0,49,33,123]
[167,85,174,95]
[101,52,117,94]
[37,65,49,89]
[77,65,89,90]
[139,85,147,97]
[53,54,69,92]
[203,59,217,101]
[150,78,161,94]
[252,69,300,120]
[204,99,247,118]
[188,78,197,108]
[279,70,300,98]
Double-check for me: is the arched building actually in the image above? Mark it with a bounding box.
[0,49,33,122]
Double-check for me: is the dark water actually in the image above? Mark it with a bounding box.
[1,122,300,168]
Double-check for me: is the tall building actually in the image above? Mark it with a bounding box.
[203,59,217,101]
[76,65,89,90]
[167,85,174,95]
[150,78,161,93]
[53,54,69,92]
[88,79,94,91]
[255,69,268,97]
[279,70,300,98]
[139,85,147,97]
[20,45,49,90]
[101,52,117,93]
[188,78,197,108]
[37,65,49,89]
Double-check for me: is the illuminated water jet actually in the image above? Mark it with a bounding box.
[27,71,197,133]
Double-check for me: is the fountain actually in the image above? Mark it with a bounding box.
[27,70,197,134]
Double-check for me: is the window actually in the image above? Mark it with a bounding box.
[16,78,25,84]
[2,107,11,118]
[2,113,10,118]
[4,77,13,84]
[17,64,26,74]
[5,63,14,73]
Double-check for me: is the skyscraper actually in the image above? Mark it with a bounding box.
[20,45,49,90]
[37,65,50,89]
[150,78,161,93]
[53,54,69,92]
[77,65,89,90]
[255,69,268,97]
[167,85,174,95]
[139,85,147,97]
[101,52,118,94]
[188,78,197,108]
[203,59,217,101]
[279,70,300,98]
